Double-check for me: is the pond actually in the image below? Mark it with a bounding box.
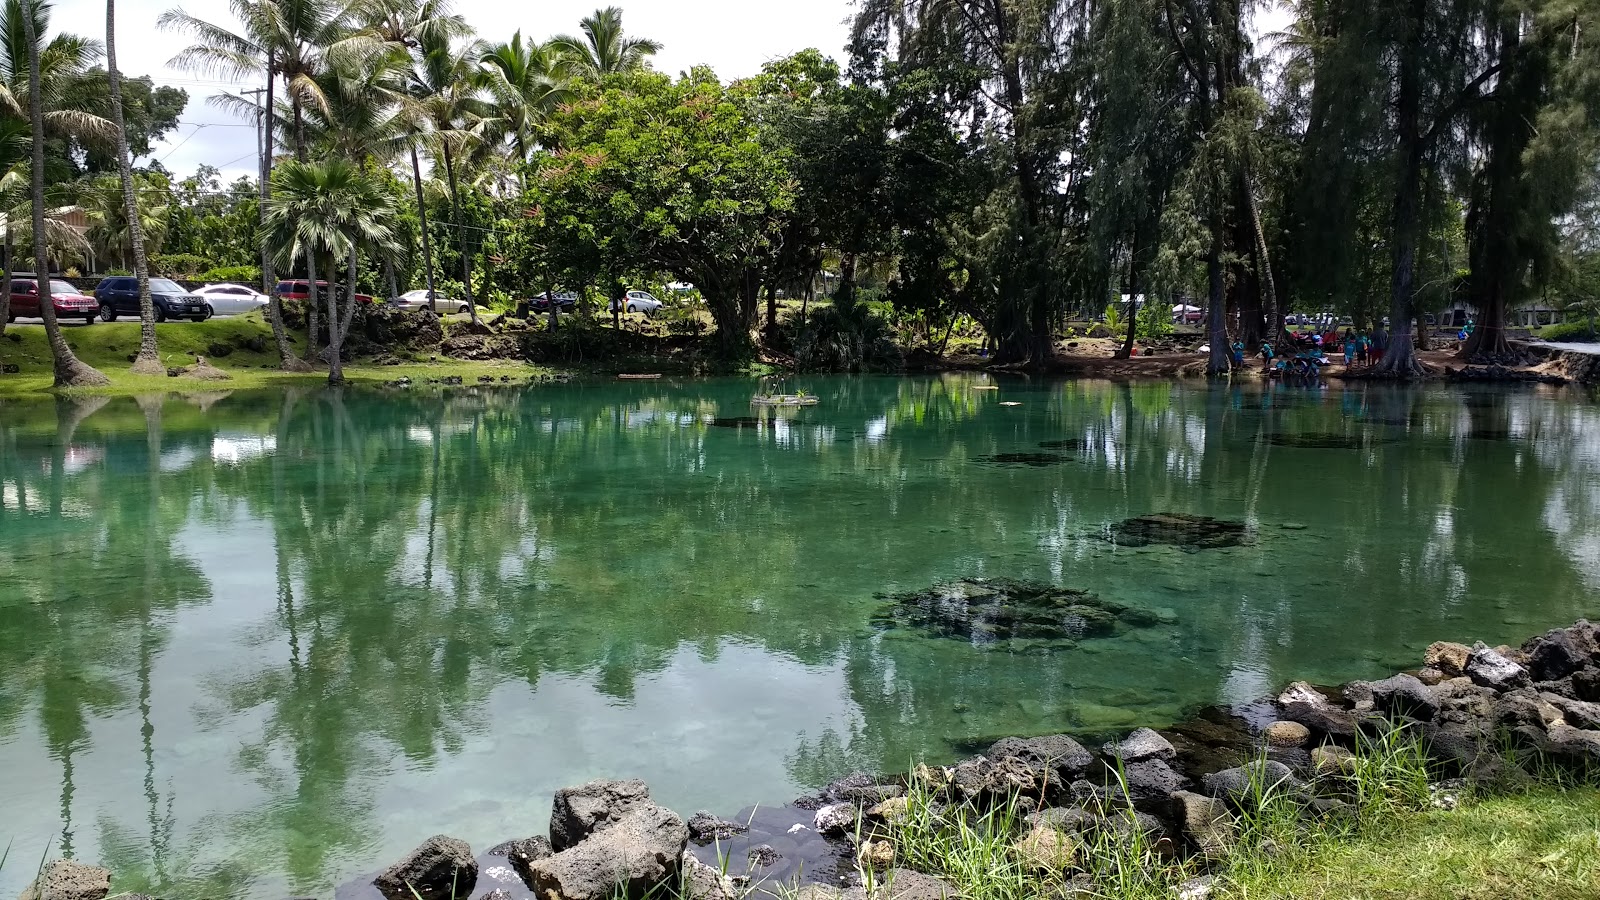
[1,375,1598,898]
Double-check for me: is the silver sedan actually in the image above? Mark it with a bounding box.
[193,283,269,317]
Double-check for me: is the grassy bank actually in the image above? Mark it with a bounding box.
[0,315,550,397]
[858,737,1600,900]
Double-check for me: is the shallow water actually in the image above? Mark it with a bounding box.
[2,375,1598,898]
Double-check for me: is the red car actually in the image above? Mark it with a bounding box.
[6,275,97,324]
[275,280,375,305]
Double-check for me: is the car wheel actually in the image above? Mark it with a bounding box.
[154,306,167,323]
[99,304,116,322]
[203,304,215,320]
[458,304,470,314]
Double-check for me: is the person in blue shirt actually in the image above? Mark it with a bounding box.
[1231,341,1245,366]
[1260,342,1275,372]
[1343,336,1356,367]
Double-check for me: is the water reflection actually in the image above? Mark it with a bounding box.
[0,377,1597,898]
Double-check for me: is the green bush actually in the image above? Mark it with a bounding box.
[149,253,209,277]
[1542,321,1597,342]
[197,265,262,284]
[788,303,903,372]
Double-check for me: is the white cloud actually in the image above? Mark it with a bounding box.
[48,0,857,181]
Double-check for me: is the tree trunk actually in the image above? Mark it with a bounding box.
[1117,231,1142,360]
[22,8,106,387]
[0,226,12,336]
[1376,0,1429,378]
[339,244,360,340]
[328,244,354,384]
[384,254,397,303]
[107,0,161,375]
[837,253,857,312]
[441,143,477,324]
[305,251,319,365]
[1240,172,1277,348]
[1205,219,1231,375]
[410,147,439,315]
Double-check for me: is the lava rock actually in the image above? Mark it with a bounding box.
[1362,673,1439,720]
[1263,721,1311,748]
[1013,825,1079,872]
[1466,643,1531,692]
[1107,513,1252,551]
[1543,694,1600,730]
[680,855,738,900]
[812,803,858,837]
[550,779,653,851]
[1024,806,1096,833]
[1310,745,1358,778]
[19,860,112,900]
[1103,727,1177,764]
[882,868,959,900]
[1424,642,1472,678]
[1523,625,1597,682]
[527,803,688,900]
[1201,760,1302,809]
[1120,758,1186,803]
[1171,790,1235,858]
[746,844,782,868]
[988,734,1094,789]
[372,835,477,900]
[1491,689,1564,729]
[687,811,748,844]
[489,836,553,889]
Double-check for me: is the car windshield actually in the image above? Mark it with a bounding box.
[149,278,185,292]
[49,280,76,294]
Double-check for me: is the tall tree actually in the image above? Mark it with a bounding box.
[549,6,659,79]
[410,30,486,325]
[20,0,105,386]
[103,0,162,374]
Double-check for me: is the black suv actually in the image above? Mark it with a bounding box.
[94,276,210,322]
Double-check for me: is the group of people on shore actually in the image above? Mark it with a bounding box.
[1242,325,1393,374]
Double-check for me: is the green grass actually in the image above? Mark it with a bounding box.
[0,313,551,397]
[860,732,1600,900]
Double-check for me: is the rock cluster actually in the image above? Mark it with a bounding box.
[870,577,1174,650]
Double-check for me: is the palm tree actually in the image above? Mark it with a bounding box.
[105,0,162,373]
[19,0,105,385]
[263,158,397,384]
[410,30,487,325]
[76,173,168,269]
[478,31,572,169]
[158,0,347,371]
[549,6,660,79]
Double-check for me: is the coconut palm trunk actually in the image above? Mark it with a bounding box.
[261,57,304,371]
[0,225,12,336]
[21,6,106,387]
[326,247,344,384]
[441,143,477,325]
[106,0,161,374]
[410,147,438,314]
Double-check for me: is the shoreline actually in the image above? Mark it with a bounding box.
[24,619,1600,900]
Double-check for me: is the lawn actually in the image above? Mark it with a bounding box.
[0,313,548,397]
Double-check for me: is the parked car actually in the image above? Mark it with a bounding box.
[7,275,96,324]
[193,282,269,317]
[276,280,376,306]
[390,288,467,313]
[95,276,210,322]
[611,290,664,315]
[532,291,578,313]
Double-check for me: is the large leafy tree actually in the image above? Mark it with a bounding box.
[533,68,792,353]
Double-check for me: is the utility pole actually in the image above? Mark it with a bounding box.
[243,87,268,292]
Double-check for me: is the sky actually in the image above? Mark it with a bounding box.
[50,0,860,181]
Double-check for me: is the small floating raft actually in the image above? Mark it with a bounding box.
[751,394,820,407]
[617,373,663,380]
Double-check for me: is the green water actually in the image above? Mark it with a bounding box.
[2,376,1598,898]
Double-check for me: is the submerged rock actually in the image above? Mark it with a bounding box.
[871,578,1160,649]
[1265,432,1391,450]
[973,451,1072,467]
[1106,513,1252,551]
[710,416,764,429]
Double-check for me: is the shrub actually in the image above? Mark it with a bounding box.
[788,303,903,372]
[149,253,209,277]
[198,265,261,284]
[1542,321,1597,342]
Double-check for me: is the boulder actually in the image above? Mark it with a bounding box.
[490,836,553,889]
[1279,696,1359,739]
[1102,727,1176,764]
[746,845,781,868]
[1201,760,1302,809]
[1417,667,1446,686]
[858,839,895,870]
[1013,825,1079,872]
[813,803,858,837]
[823,773,905,806]
[19,860,112,900]
[1310,745,1358,778]
[986,735,1094,789]
[868,796,912,824]
[1278,681,1331,707]
[686,811,748,844]
[1424,642,1472,678]
[1423,720,1496,774]
[882,869,959,900]
[1361,673,1439,721]
[680,857,737,900]
[1024,806,1096,833]
[1574,667,1600,702]
[1543,694,1600,730]
[526,803,688,900]
[1263,721,1311,748]
[1120,758,1186,804]
[1171,791,1235,858]
[1542,723,1600,767]
[1523,626,1596,682]
[1466,643,1531,692]
[550,779,653,851]
[1177,875,1217,900]
[1490,689,1564,729]
[372,835,478,900]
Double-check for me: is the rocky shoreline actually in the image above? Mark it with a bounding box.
[19,620,1600,900]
